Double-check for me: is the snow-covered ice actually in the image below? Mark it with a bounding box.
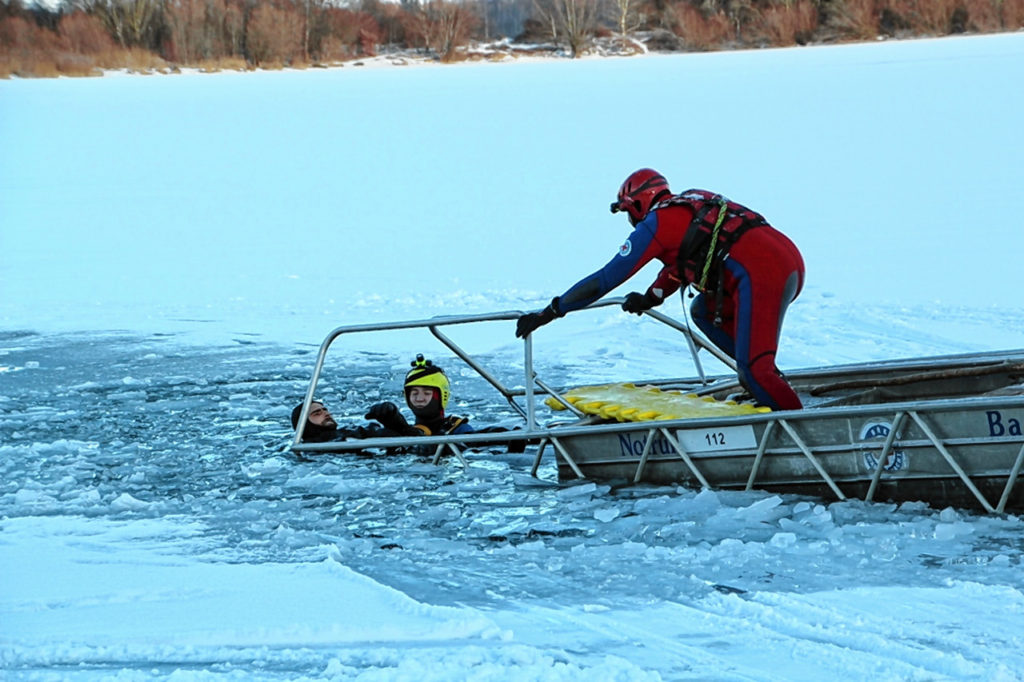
[2,33,1024,680]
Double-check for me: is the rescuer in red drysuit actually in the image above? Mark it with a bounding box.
[515,168,805,410]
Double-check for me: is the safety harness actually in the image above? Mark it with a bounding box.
[655,189,769,325]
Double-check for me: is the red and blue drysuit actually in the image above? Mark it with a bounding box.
[552,190,805,410]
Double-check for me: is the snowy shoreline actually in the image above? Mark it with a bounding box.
[13,31,1017,81]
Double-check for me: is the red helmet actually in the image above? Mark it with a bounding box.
[610,169,671,226]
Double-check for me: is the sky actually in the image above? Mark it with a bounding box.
[2,32,1024,681]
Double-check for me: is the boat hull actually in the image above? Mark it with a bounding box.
[552,397,1024,512]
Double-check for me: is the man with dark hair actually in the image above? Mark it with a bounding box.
[290,400,398,444]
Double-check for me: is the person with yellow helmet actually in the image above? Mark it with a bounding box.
[365,354,474,438]
[292,355,528,454]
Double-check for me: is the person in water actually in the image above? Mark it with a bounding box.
[291,354,524,453]
[290,400,399,444]
[364,354,475,438]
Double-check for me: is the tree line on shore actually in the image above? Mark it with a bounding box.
[2,0,1022,77]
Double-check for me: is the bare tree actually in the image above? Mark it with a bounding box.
[246,2,303,64]
[162,0,245,63]
[612,0,641,35]
[215,0,245,58]
[404,0,476,59]
[429,0,476,59]
[164,0,202,62]
[298,0,333,63]
[84,0,162,48]
[554,0,598,56]
[531,0,559,42]
[532,0,596,56]
[699,0,755,40]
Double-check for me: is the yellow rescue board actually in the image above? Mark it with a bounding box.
[544,383,771,422]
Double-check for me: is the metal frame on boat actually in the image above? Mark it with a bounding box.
[291,300,1024,513]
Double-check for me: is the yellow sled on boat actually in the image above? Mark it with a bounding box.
[544,383,770,422]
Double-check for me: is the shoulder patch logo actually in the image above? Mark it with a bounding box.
[619,239,633,257]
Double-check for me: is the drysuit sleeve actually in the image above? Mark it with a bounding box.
[555,222,662,314]
[338,423,403,439]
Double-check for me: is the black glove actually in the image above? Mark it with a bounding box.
[516,300,560,339]
[365,402,410,433]
[622,290,661,315]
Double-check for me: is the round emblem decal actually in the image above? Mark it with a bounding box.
[619,239,633,257]
[859,421,907,472]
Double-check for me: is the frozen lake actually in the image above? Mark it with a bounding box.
[3,32,1024,680]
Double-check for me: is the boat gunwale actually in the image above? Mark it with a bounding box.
[294,388,1024,454]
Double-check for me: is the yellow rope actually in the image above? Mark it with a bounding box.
[697,196,729,291]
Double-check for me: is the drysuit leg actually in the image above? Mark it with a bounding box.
[728,229,804,410]
[691,230,804,410]
[728,264,803,410]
